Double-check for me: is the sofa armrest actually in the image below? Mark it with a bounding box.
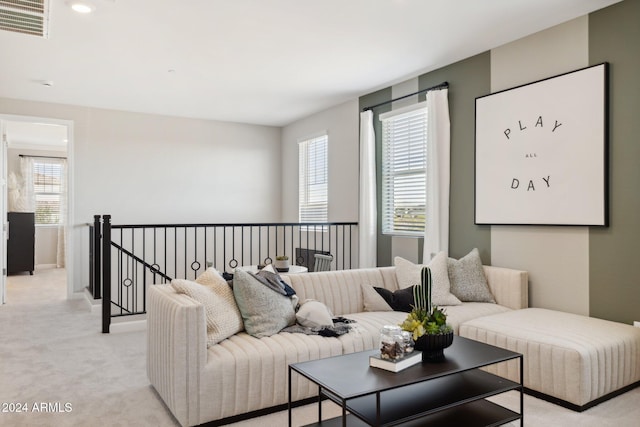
[147,285,207,427]
[483,265,529,310]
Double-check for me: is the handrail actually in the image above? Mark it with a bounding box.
[94,215,359,332]
[110,241,173,282]
[110,221,356,228]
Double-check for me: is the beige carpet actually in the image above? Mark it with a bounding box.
[1,268,638,427]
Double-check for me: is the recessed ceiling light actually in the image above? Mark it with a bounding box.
[67,1,95,13]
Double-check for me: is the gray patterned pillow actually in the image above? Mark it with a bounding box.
[447,248,495,303]
[232,269,296,338]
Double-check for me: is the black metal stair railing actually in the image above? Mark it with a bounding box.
[91,215,359,333]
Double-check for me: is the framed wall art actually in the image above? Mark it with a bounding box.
[474,62,609,226]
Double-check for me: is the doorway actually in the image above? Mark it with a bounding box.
[0,115,74,304]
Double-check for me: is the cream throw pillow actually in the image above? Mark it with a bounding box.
[394,253,461,306]
[171,279,243,346]
[195,267,244,331]
[361,283,393,311]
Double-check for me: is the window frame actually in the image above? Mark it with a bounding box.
[298,133,328,225]
[380,101,428,237]
[32,158,65,226]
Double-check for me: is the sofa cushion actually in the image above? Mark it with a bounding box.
[337,311,408,354]
[442,302,510,334]
[361,284,393,312]
[394,253,461,306]
[296,299,334,328]
[282,268,394,315]
[171,278,242,346]
[448,248,495,303]
[200,310,407,420]
[232,269,296,338]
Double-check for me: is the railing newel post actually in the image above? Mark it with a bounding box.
[102,214,112,333]
[93,215,102,300]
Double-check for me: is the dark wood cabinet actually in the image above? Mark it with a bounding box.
[7,212,35,275]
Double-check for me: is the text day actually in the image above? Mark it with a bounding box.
[511,176,551,191]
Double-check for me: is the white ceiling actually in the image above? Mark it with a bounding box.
[0,0,621,127]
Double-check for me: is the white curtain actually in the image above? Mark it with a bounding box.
[359,110,377,268]
[423,88,451,263]
[19,156,35,212]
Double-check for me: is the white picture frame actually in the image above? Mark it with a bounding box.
[474,63,609,226]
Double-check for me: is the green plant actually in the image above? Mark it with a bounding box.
[400,266,452,341]
[275,255,289,261]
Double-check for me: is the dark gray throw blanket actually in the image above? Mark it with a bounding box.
[281,317,355,337]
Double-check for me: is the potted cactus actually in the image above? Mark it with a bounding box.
[400,266,453,362]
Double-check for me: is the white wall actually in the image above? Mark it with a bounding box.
[490,16,590,315]
[281,99,359,222]
[0,97,282,294]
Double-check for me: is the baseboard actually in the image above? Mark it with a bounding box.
[83,288,101,313]
[524,380,640,412]
[110,319,147,334]
[69,290,86,300]
[195,396,323,426]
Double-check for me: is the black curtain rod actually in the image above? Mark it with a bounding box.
[362,81,448,112]
[19,154,66,160]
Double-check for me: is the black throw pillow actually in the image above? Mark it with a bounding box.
[373,286,415,312]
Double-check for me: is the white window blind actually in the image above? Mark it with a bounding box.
[381,103,427,236]
[299,134,328,223]
[33,159,64,225]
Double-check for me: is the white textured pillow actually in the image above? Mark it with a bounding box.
[195,267,244,332]
[296,299,334,328]
[361,283,393,312]
[196,267,229,289]
[171,279,242,346]
[394,253,461,306]
[232,269,296,338]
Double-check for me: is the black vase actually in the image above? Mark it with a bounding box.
[414,332,454,362]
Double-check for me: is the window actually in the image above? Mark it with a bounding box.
[299,134,328,223]
[380,102,427,236]
[33,159,65,225]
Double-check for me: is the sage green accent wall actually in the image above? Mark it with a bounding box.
[358,53,491,266]
[419,53,492,263]
[588,0,640,324]
[359,88,392,267]
[489,17,590,316]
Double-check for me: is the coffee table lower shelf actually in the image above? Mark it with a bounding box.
[289,339,523,427]
[303,399,519,427]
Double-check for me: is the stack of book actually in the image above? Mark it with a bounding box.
[369,351,422,372]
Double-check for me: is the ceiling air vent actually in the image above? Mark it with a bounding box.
[0,0,49,38]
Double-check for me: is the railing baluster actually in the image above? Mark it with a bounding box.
[97,219,358,332]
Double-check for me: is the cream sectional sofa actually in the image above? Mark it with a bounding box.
[147,265,528,427]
